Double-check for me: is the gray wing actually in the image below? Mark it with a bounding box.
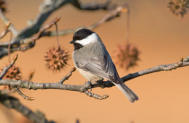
[74,43,121,83]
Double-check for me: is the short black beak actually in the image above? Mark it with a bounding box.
[70,40,74,44]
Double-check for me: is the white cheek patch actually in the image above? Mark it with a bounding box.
[75,33,98,46]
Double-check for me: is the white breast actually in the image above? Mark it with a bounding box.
[77,68,102,82]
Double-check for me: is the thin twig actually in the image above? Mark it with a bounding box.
[0,9,18,36]
[84,91,109,100]
[0,0,113,47]
[0,29,9,40]
[55,22,60,48]
[15,17,61,51]
[59,67,76,84]
[28,71,35,81]
[0,22,11,40]
[121,57,189,82]
[15,88,34,101]
[42,4,127,37]
[0,55,18,79]
[30,17,61,43]
[8,29,13,63]
[89,5,128,29]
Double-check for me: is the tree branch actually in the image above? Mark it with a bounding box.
[0,0,115,59]
[0,91,55,123]
[0,56,188,99]
[71,0,111,10]
[42,4,127,37]
[121,56,189,82]
[17,17,61,51]
[0,0,114,47]
[0,0,69,47]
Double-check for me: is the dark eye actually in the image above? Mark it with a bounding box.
[73,35,82,40]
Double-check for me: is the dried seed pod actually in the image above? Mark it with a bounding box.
[0,0,6,13]
[0,65,22,80]
[168,0,189,17]
[114,42,140,70]
[44,47,69,71]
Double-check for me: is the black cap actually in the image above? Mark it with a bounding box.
[73,28,94,41]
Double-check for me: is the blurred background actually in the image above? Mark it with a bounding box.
[0,0,189,123]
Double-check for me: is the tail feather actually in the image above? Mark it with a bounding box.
[114,82,138,103]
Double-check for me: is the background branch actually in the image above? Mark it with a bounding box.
[0,91,55,123]
[16,17,61,52]
[0,0,116,59]
[71,0,111,10]
[42,4,127,37]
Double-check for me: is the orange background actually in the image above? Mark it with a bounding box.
[0,0,189,123]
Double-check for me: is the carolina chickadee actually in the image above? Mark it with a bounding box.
[70,28,138,102]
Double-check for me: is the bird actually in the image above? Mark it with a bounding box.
[70,28,138,103]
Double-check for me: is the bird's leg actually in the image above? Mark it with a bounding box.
[95,79,106,88]
[84,81,92,91]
